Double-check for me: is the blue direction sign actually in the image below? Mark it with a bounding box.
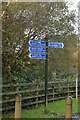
[29,53,46,59]
[29,40,46,47]
[29,47,46,53]
[29,40,64,48]
[48,42,64,48]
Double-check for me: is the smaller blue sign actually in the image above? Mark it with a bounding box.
[48,42,64,48]
[29,40,46,46]
[29,47,46,53]
[29,53,46,59]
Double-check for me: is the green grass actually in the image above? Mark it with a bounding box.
[3,98,78,119]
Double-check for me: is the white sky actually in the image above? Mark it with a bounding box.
[66,0,80,11]
[66,0,80,34]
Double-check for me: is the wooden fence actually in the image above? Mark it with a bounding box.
[1,79,80,112]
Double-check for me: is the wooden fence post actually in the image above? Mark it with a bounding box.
[52,84,54,101]
[16,83,19,93]
[15,94,21,119]
[65,96,72,120]
[36,84,39,107]
[15,83,21,119]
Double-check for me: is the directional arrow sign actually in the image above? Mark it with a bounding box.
[29,40,64,48]
[48,42,64,48]
[29,47,46,53]
[29,40,46,47]
[29,53,46,59]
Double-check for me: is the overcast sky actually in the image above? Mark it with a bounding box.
[66,0,80,34]
[66,0,80,11]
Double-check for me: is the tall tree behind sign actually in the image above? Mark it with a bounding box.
[2,2,77,83]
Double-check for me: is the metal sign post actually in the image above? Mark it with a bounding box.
[28,35,64,113]
[44,33,48,113]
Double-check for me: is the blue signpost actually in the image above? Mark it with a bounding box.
[29,53,46,59]
[28,38,64,113]
[29,40,64,59]
[29,40,46,47]
[29,40,64,49]
[48,42,64,48]
[29,47,46,53]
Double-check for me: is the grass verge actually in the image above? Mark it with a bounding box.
[2,98,78,119]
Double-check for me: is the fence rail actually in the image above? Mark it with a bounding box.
[1,79,80,112]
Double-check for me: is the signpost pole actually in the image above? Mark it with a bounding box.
[28,36,64,113]
[44,32,48,113]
